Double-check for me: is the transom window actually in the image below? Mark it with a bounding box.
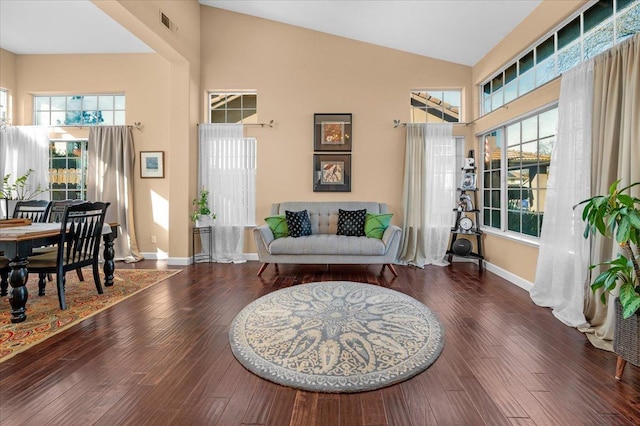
[34,94,125,126]
[481,0,639,115]
[410,90,461,123]
[481,106,557,239]
[208,92,257,124]
[49,140,88,201]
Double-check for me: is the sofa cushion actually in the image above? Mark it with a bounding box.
[364,213,393,239]
[337,209,366,236]
[286,210,312,237]
[269,234,387,256]
[265,215,289,239]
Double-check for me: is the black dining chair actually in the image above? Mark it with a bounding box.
[12,200,52,223]
[31,199,89,288]
[26,201,110,310]
[0,258,9,297]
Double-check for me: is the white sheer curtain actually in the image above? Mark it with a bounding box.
[0,126,50,218]
[398,123,456,267]
[198,124,256,263]
[530,60,594,327]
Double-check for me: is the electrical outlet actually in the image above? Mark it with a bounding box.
[151,235,157,244]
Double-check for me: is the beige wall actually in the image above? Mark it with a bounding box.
[201,7,473,252]
[14,53,174,254]
[470,0,587,282]
[0,48,17,121]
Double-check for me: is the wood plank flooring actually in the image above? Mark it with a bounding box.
[0,261,638,425]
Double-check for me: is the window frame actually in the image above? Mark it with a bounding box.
[479,103,558,243]
[480,0,639,116]
[34,94,126,126]
[48,139,89,201]
[208,91,257,124]
[410,89,462,123]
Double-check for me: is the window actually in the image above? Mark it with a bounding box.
[410,90,461,123]
[0,88,8,125]
[49,140,88,201]
[209,92,257,124]
[481,107,557,239]
[34,94,125,126]
[481,0,639,115]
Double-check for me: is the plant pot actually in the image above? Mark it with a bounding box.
[613,298,640,378]
[195,216,213,228]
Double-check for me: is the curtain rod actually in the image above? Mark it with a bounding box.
[393,119,473,128]
[48,122,143,130]
[198,120,274,128]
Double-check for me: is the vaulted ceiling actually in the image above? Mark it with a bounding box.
[0,0,542,66]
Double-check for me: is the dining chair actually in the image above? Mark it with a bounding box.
[12,200,52,223]
[26,201,110,310]
[0,258,9,297]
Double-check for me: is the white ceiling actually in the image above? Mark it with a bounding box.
[0,0,542,66]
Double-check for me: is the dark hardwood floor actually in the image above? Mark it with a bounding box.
[1,260,638,425]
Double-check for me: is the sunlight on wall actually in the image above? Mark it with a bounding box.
[155,249,169,260]
[151,190,169,230]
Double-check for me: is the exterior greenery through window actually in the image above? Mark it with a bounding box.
[481,107,557,238]
[410,90,461,123]
[481,0,639,115]
[34,94,125,126]
[49,140,87,201]
[209,92,257,124]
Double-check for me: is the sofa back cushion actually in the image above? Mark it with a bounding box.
[272,202,387,234]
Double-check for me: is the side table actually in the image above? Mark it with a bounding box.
[192,226,212,264]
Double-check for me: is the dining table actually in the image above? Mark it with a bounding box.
[0,220,118,323]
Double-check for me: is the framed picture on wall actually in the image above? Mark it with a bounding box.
[313,154,351,192]
[140,151,165,178]
[314,113,352,151]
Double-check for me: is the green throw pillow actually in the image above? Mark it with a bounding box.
[364,213,393,239]
[265,215,289,239]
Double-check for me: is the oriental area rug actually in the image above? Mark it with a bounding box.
[229,281,445,393]
[0,268,181,362]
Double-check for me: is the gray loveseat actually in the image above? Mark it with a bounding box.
[253,201,402,276]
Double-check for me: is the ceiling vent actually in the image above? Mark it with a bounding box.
[160,11,177,32]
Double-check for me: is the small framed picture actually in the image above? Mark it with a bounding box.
[313,154,351,192]
[140,151,165,178]
[460,172,476,190]
[314,113,352,151]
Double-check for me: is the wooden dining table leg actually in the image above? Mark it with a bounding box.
[8,257,29,323]
[103,231,115,287]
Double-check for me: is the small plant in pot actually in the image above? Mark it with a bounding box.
[577,179,640,379]
[190,189,216,227]
[0,169,48,200]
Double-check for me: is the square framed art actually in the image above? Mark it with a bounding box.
[314,113,352,151]
[140,151,165,178]
[313,154,351,192]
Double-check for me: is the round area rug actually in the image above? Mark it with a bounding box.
[229,281,445,393]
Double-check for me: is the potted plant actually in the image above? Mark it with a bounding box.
[190,188,216,227]
[577,179,640,379]
[1,169,48,219]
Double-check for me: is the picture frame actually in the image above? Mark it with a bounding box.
[314,113,352,151]
[140,151,165,178]
[313,154,351,192]
[460,172,476,190]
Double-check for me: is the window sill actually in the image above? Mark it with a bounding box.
[481,227,540,248]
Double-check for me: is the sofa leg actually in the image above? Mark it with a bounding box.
[386,264,398,277]
[257,263,269,276]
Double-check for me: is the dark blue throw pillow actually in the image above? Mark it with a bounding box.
[337,209,366,236]
[285,210,312,237]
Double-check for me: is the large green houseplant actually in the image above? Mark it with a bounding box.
[578,180,640,319]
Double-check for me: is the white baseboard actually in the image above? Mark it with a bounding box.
[483,260,534,292]
[148,252,533,292]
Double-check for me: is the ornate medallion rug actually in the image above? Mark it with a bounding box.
[0,268,181,362]
[229,281,445,393]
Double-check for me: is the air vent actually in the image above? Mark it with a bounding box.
[160,11,177,32]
